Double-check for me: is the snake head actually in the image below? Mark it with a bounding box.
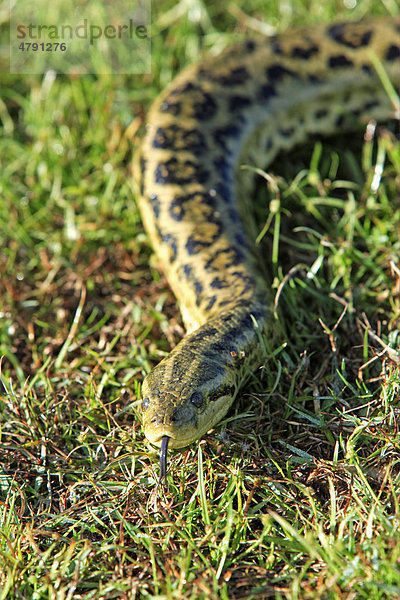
[140,349,237,451]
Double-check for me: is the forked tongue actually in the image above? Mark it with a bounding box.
[159,436,170,483]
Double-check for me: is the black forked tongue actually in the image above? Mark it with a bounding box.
[159,436,170,483]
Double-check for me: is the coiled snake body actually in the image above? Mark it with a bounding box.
[134,17,399,477]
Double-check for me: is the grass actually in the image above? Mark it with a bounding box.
[0,0,399,598]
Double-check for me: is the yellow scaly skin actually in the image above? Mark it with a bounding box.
[134,18,399,464]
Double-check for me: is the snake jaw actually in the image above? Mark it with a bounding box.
[159,435,170,482]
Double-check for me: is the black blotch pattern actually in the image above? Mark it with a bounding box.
[335,115,346,128]
[221,314,232,322]
[148,193,160,218]
[211,277,229,289]
[154,221,178,261]
[168,82,217,120]
[161,233,178,261]
[229,95,251,112]
[169,191,218,222]
[206,296,217,311]
[221,66,251,85]
[207,339,229,355]
[155,158,209,185]
[190,327,219,343]
[327,23,372,49]
[183,264,192,278]
[186,232,216,255]
[194,281,204,304]
[279,126,294,138]
[200,66,250,87]
[358,30,373,48]
[192,90,218,120]
[232,274,254,295]
[386,44,400,61]
[362,64,373,75]
[291,44,319,59]
[364,100,379,111]
[228,208,240,224]
[271,39,283,56]
[169,197,185,221]
[265,138,273,152]
[154,221,163,243]
[244,40,256,53]
[315,108,328,119]
[152,125,207,153]
[217,299,232,308]
[209,385,235,403]
[214,182,232,204]
[236,302,262,325]
[214,124,241,151]
[204,246,244,272]
[328,54,354,69]
[235,231,248,249]
[169,81,197,97]
[215,156,233,183]
[139,156,146,196]
[266,64,299,82]
[159,100,182,115]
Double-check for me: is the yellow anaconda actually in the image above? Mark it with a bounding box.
[134,17,399,477]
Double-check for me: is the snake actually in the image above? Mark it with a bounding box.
[133,17,399,480]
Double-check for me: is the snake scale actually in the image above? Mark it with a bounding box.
[134,17,399,479]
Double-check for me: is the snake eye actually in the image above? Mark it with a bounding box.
[190,392,203,409]
[142,397,150,411]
